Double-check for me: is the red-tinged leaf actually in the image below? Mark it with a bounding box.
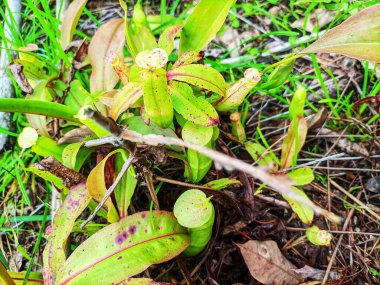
[109,82,143,120]
[301,4,380,63]
[158,25,183,55]
[43,182,90,284]
[238,240,304,285]
[87,149,123,223]
[280,117,308,169]
[8,272,44,285]
[60,0,88,49]
[167,64,226,96]
[89,18,125,92]
[283,187,314,224]
[168,82,219,126]
[171,51,202,69]
[56,211,190,285]
[0,262,15,285]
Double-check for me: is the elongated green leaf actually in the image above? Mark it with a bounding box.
[286,167,314,186]
[60,0,88,49]
[114,150,137,218]
[0,99,80,123]
[56,211,190,285]
[283,187,314,224]
[289,87,306,120]
[26,167,70,193]
[109,82,143,120]
[179,0,236,55]
[9,272,43,285]
[64,80,90,112]
[140,69,173,128]
[169,82,219,126]
[158,25,183,55]
[89,18,125,92]
[280,117,308,169]
[301,4,380,63]
[43,183,90,283]
[203,178,241,190]
[167,64,226,96]
[87,149,122,223]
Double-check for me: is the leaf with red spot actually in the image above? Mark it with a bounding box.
[167,64,226,96]
[168,82,219,126]
[158,25,183,55]
[89,18,125,92]
[55,211,190,285]
[43,182,91,284]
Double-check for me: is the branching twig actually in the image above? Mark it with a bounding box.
[85,131,342,224]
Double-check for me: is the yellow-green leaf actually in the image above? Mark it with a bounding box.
[306,225,332,246]
[87,150,122,223]
[167,64,226,96]
[283,186,314,224]
[286,167,314,186]
[109,82,143,120]
[158,25,183,55]
[301,4,380,63]
[56,211,190,285]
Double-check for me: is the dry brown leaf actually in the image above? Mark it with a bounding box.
[88,18,125,93]
[238,240,304,285]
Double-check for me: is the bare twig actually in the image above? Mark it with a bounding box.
[86,131,342,224]
[81,154,135,228]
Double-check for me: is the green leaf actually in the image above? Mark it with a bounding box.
[203,178,241,190]
[283,186,314,224]
[62,141,94,172]
[109,82,143,120]
[301,4,380,63]
[169,82,219,126]
[187,148,213,183]
[179,0,237,55]
[305,225,332,246]
[31,136,66,162]
[0,99,80,123]
[87,149,122,223]
[56,211,190,284]
[261,54,295,90]
[43,183,90,282]
[140,69,173,129]
[286,167,314,186]
[280,117,308,169]
[245,142,277,169]
[0,262,15,285]
[182,121,213,146]
[64,80,90,112]
[119,278,168,285]
[158,25,183,55]
[167,64,226,96]
[89,18,125,92]
[26,167,70,194]
[173,190,215,256]
[114,150,137,218]
[289,87,306,120]
[8,271,44,285]
[60,0,88,49]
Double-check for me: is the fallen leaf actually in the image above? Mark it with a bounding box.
[238,240,304,285]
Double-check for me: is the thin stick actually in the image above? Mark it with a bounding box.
[81,155,135,228]
[117,130,341,224]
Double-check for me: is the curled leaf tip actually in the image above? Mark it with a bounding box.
[18,127,38,148]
